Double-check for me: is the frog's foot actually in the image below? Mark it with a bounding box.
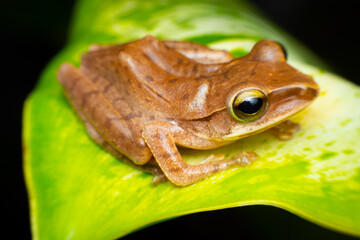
[152,173,167,186]
[200,152,257,165]
[268,120,300,140]
[229,151,258,165]
[151,152,256,186]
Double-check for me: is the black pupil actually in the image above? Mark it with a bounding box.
[237,97,263,114]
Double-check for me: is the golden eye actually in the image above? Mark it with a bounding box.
[229,89,268,122]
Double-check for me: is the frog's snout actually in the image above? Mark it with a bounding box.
[267,83,319,119]
[299,85,319,99]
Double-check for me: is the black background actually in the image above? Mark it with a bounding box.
[1,0,359,239]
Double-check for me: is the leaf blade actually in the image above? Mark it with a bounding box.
[24,0,360,239]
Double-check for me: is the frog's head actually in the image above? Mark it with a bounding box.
[212,40,319,140]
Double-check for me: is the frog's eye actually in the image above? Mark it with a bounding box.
[229,89,268,122]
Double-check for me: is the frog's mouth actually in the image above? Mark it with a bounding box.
[223,85,319,140]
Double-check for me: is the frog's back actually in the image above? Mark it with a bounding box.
[80,36,239,123]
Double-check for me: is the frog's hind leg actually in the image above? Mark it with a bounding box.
[164,40,234,64]
[57,63,154,166]
[77,108,163,176]
[142,122,257,187]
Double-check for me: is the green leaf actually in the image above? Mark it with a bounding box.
[23,0,360,239]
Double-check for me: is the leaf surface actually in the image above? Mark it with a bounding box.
[24,0,360,239]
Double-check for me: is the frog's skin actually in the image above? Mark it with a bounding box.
[57,36,319,187]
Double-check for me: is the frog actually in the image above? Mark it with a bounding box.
[57,35,319,187]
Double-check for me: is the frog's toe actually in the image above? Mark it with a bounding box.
[152,173,167,186]
[232,151,258,166]
[269,120,301,140]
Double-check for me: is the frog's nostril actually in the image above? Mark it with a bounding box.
[298,87,318,99]
[307,87,319,99]
[299,88,309,96]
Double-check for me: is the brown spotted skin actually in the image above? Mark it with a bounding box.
[57,36,319,186]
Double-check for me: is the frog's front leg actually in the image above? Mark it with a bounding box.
[142,122,257,187]
[81,115,163,176]
[268,120,301,140]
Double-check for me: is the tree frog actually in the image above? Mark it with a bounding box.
[57,36,319,186]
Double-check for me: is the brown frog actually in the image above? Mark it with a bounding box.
[57,36,319,186]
